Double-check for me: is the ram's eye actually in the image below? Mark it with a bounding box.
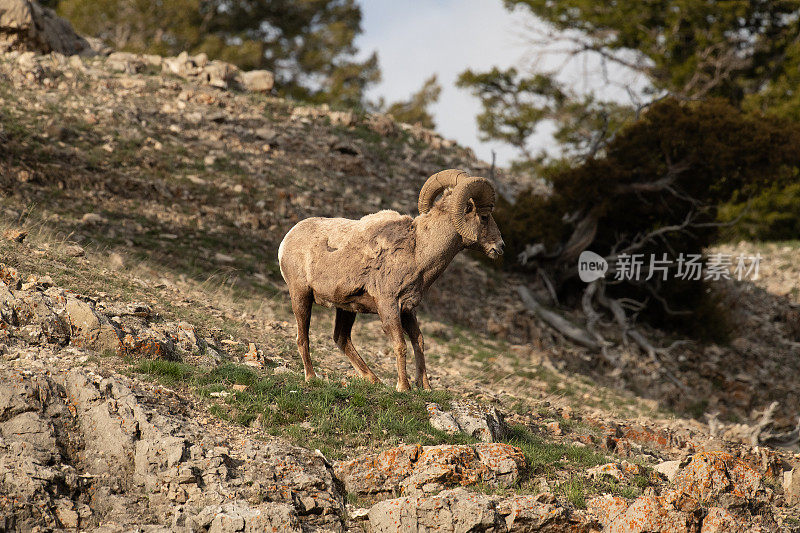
[480,215,489,224]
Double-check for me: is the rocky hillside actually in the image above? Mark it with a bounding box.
[1,9,800,531]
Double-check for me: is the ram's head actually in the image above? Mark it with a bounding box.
[418,169,504,259]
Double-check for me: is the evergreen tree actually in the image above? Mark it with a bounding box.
[384,75,442,129]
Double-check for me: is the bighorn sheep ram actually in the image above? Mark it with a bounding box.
[278,169,504,391]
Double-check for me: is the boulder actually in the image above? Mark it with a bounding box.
[367,487,502,533]
[497,495,594,532]
[700,507,741,533]
[672,451,766,504]
[239,69,274,92]
[588,494,629,530]
[335,443,525,502]
[587,461,647,482]
[654,460,682,482]
[201,60,238,89]
[65,296,121,353]
[106,51,146,73]
[0,0,89,55]
[427,400,507,442]
[8,288,70,344]
[605,495,698,533]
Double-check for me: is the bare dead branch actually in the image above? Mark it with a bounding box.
[517,285,601,351]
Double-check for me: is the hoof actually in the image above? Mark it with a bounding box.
[304,372,317,382]
[396,381,411,392]
[415,376,432,390]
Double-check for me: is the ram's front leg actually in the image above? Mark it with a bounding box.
[377,300,411,392]
[402,312,430,390]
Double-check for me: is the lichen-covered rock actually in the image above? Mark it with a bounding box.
[496,495,595,532]
[335,443,525,503]
[672,451,767,505]
[700,507,741,533]
[65,295,122,352]
[587,461,646,482]
[605,495,698,533]
[588,494,630,529]
[427,400,507,442]
[367,487,503,533]
[655,460,683,482]
[6,287,70,344]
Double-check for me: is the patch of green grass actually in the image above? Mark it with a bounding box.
[556,476,587,508]
[130,361,473,458]
[505,425,609,475]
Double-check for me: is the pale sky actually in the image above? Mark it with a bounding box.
[357,0,650,167]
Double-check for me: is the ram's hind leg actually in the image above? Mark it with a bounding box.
[402,312,431,390]
[291,289,316,382]
[334,308,380,384]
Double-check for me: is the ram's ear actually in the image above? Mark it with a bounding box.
[465,199,476,214]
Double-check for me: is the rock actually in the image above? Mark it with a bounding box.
[784,468,800,506]
[546,420,563,436]
[588,494,629,530]
[54,499,79,528]
[254,126,277,142]
[426,400,507,442]
[65,296,121,353]
[496,494,592,532]
[106,51,145,73]
[701,507,740,533]
[243,342,261,367]
[0,263,21,288]
[62,243,85,257]
[588,461,647,482]
[9,288,70,344]
[672,451,767,505]
[655,460,682,482]
[120,330,177,360]
[80,212,106,225]
[606,495,697,533]
[328,110,356,127]
[587,462,628,481]
[109,251,124,270]
[201,60,238,89]
[366,113,398,137]
[163,51,197,77]
[335,443,525,502]
[187,501,301,533]
[367,487,502,533]
[239,69,274,92]
[0,0,90,55]
[2,228,26,242]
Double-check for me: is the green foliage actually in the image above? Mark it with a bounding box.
[384,75,442,129]
[463,1,800,242]
[506,0,800,108]
[719,182,800,242]
[505,425,609,474]
[54,0,380,107]
[496,98,800,336]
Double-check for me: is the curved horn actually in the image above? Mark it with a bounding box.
[450,177,496,241]
[418,169,469,214]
